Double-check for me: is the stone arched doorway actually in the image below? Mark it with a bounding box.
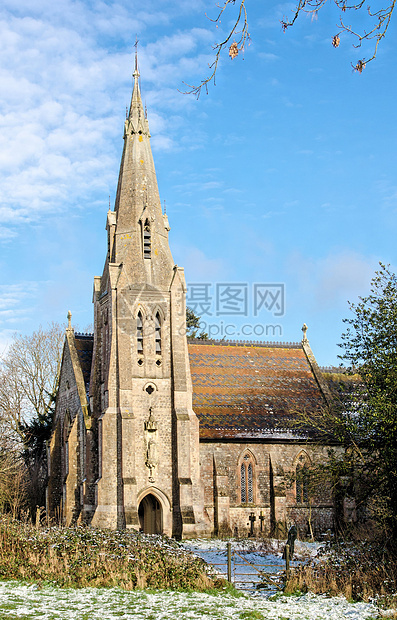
[138,494,162,534]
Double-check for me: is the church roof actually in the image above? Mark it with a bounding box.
[187,340,327,440]
[69,333,327,441]
[74,333,94,393]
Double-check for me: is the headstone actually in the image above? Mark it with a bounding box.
[259,510,265,532]
[248,512,256,537]
[283,525,297,559]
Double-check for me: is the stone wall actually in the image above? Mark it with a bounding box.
[48,339,86,523]
[199,441,335,537]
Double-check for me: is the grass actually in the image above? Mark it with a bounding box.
[0,518,394,617]
[284,539,397,604]
[0,517,217,591]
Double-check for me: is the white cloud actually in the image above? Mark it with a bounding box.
[0,3,217,239]
[0,227,17,240]
[183,248,224,282]
[287,249,377,310]
[0,282,41,342]
[0,329,15,356]
[258,52,279,61]
[316,252,376,304]
[176,246,224,280]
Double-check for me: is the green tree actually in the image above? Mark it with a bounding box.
[186,307,208,340]
[336,263,397,538]
[289,264,397,541]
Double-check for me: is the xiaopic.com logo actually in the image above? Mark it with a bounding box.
[194,321,283,339]
[186,282,286,318]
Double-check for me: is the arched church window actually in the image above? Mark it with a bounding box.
[240,463,246,503]
[296,454,310,504]
[155,312,161,355]
[137,311,143,354]
[240,454,254,504]
[247,462,253,502]
[143,219,151,259]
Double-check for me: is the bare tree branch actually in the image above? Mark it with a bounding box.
[279,0,396,72]
[0,324,65,517]
[0,323,64,436]
[181,0,250,97]
[185,0,396,94]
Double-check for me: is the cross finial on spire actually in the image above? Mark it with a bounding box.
[133,36,140,80]
[67,310,72,331]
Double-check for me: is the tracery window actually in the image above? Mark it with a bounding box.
[296,454,310,504]
[240,454,254,504]
[155,312,161,355]
[143,219,151,259]
[137,311,143,354]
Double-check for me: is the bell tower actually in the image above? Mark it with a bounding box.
[89,54,210,537]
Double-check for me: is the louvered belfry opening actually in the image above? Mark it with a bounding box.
[143,219,151,259]
[137,311,143,353]
[155,312,161,355]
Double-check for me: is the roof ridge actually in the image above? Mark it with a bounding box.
[187,338,301,349]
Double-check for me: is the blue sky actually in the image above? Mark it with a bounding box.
[0,0,396,366]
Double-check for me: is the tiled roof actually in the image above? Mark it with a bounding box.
[69,334,326,440]
[187,340,326,440]
[74,333,94,392]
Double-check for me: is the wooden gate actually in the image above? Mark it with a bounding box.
[206,543,296,592]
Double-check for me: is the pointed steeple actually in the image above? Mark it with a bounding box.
[127,48,150,137]
[111,48,174,287]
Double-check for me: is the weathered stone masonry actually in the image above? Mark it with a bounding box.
[47,61,337,538]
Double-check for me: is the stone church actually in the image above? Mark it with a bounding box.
[47,60,336,538]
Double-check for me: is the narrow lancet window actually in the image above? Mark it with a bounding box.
[296,454,310,504]
[143,219,151,259]
[63,412,70,478]
[240,463,246,503]
[155,312,161,355]
[240,453,255,504]
[247,463,253,503]
[137,311,143,353]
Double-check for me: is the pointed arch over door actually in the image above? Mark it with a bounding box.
[138,493,162,534]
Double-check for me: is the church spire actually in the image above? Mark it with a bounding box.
[127,42,149,136]
[133,40,139,79]
[111,47,174,284]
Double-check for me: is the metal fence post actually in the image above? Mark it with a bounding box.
[227,542,232,583]
[285,543,290,581]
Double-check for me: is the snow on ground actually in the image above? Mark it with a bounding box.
[182,538,319,593]
[0,538,387,618]
[182,537,322,559]
[0,581,379,619]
